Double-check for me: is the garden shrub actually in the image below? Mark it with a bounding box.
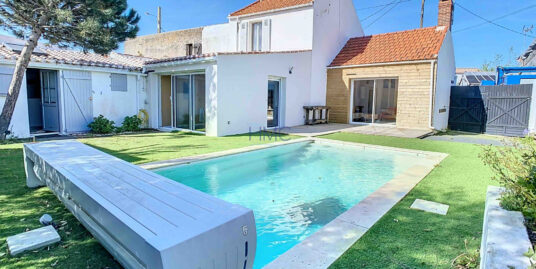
[481,136,536,225]
[121,115,142,132]
[88,115,115,134]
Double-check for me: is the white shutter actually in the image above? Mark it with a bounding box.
[0,66,14,95]
[261,19,271,52]
[238,22,248,52]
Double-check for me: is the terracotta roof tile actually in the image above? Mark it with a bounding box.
[230,0,313,17]
[330,26,448,67]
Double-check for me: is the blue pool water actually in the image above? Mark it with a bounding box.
[156,141,423,268]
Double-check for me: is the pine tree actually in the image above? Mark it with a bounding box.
[0,0,140,139]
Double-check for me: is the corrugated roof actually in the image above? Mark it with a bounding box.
[0,35,153,71]
[230,0,313,17]
[329,26,448,67]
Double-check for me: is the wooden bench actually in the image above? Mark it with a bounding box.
[24,140,256,269]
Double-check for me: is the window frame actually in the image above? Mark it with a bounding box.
[110,73,128,92]
[250,21,263,52]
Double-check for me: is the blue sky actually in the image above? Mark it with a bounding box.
[3,0,535,68]
[123,0,536,68]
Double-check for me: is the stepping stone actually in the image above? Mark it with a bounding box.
[7,225,60,256]
[410,199,449,215]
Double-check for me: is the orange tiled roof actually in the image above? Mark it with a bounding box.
[329,26,448,67]
[230,0,313,17]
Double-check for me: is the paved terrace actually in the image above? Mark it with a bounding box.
[277,124,433,138]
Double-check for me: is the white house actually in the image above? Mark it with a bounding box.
[1,0,456,138]
[142,0,363,136]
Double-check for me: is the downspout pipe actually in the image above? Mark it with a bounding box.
[429,59,437,129]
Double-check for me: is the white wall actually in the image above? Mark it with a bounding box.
[231,7,314,52]
[215,51,312,136]
[202,23,237,53]
[309,0,363,105]
[0,64,30,138]
[433,31,456,130]
[91,72,142,126]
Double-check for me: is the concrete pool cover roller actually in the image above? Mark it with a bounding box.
[23,139,447,268]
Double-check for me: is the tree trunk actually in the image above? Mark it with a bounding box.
[0,28,42,140]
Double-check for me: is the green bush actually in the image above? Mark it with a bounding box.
[88,115,115,134]
[121,115,142,132]
[481,136,536,224]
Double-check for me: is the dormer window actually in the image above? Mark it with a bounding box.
[251,22,262,52]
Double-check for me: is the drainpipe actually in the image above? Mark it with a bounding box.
[429,60,437,129]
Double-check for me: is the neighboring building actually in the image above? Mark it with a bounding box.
[455,67,478,85]
[124,27,203,58]
[519,39,536,66]
[325,0,455,130]
[457,71,496,86]
[0,35,151,138]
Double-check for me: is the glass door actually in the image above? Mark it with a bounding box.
[173,75,191,129]
[351,79,398,124]
[351,80,374,123]
[40,70,59,131]
[374,79,397,124]
[192,74,205,131]
[267,80,280,128]
[172,74,206,131]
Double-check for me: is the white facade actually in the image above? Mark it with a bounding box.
[433,31,456,130]
[215,52,312,136]
[0,62,146,138]
[146,0,363,136]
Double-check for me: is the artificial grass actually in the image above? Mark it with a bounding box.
[0,131,495,268]
[322,132,495,268]
[0,131,293,268]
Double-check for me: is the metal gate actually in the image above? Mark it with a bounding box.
[449,85,532,136]
[62,70,93,133]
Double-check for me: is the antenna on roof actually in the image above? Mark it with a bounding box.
[420,0,425,28]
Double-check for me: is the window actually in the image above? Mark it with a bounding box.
[186,43,193,56]
[111,73,127,92]
[0,66,13,95]
[251,22,262,52]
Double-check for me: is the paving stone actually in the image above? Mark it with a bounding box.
[410,199,449,215]
[7,225,60,256]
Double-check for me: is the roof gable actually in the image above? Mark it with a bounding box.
[230,0,313,17]
[329,26,448,67]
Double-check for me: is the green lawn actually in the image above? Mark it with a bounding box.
[323,133,495,268]
[0,131,495,268]
[0,131,292,269]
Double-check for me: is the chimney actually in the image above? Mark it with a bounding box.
[438,0,454,30]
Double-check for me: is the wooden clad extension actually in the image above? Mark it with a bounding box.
[326,62,434,129]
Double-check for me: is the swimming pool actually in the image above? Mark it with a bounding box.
[155,141,429,268]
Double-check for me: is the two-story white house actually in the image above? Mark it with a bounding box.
[140,0,363,136]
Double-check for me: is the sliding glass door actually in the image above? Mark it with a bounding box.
[351,78,398,124]
[172,73,205,131]
[267,80,280,128]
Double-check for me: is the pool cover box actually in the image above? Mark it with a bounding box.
[23,140,256,269]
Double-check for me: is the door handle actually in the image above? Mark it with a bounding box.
[89,96,93,101]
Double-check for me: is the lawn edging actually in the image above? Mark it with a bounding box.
[480,186,532,268]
